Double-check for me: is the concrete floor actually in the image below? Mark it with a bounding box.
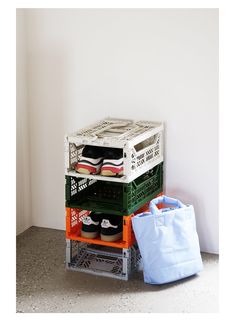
[16,226,219,313]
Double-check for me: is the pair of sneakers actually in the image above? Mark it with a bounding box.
[75,145,123,176]
[81,212,123,242]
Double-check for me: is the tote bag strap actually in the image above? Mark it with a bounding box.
[149,195,186,215]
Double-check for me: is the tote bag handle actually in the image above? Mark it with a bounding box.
[149,195,186,215]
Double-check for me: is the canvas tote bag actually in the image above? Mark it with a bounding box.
[132,195,203,284]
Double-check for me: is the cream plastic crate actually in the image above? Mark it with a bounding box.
[65,118,164,183]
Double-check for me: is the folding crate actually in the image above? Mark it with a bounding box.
[65,162,163,215]
[66,208,135,249]
[66,240,141,281]
[65,118,164,183]
[65,192,163,250]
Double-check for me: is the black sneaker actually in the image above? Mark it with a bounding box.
[81,212,102,239]
[75,145,104,175]
[101,148,124,176]
[100,214,123,241]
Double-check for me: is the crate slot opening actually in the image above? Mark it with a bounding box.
[134,135,157,152]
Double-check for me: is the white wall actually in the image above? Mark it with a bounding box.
[23,9,218,253]
[16,10,32,234]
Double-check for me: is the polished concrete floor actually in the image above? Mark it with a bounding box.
[16,226,219,313]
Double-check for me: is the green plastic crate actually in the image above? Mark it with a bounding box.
[65,162,163,215]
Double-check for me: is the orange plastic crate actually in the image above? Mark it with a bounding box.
[65,192,163,249]
[66,208,135,249]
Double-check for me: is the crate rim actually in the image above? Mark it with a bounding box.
[65,117,164,148]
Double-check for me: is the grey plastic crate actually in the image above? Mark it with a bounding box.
[66,240,141,281]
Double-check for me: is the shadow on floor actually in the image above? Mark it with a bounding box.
[16,226,219,313]
[17,227,216,295]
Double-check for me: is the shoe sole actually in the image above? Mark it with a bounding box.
[76,168,94,175]
[100,232,123,242]
[75,160,102,175]
[81,230,99,239]
[101,170,124,176]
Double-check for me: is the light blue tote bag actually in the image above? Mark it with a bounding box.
[132,195,203,284]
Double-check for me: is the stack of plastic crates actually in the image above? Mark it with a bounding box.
[64,118,164,280]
